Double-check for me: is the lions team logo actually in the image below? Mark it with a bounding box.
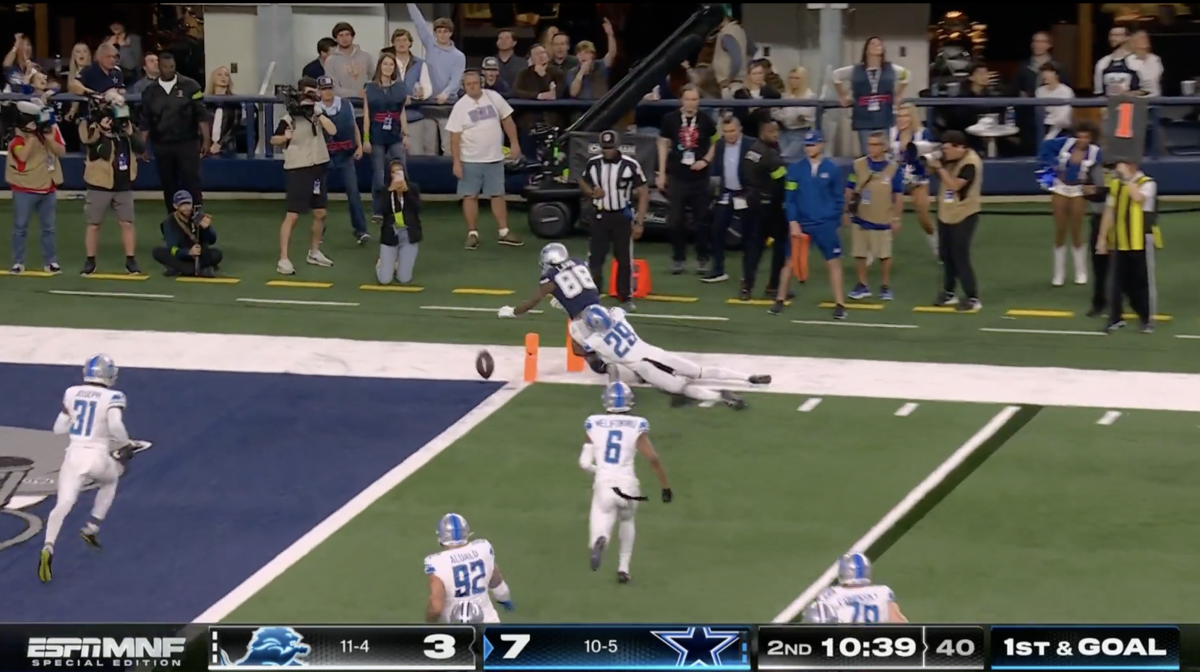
[219,627,311,667]
[0,426,152,551]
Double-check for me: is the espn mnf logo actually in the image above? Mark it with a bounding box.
[27,637,188,667]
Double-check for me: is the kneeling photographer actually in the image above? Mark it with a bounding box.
[923,130,983,311]
[152,190,221,277]
[80,97,143,275]
[271,77,337,275]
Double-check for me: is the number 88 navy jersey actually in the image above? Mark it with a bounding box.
[541,259,601,319]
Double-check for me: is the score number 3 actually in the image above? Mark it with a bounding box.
[1114,101,1136,139]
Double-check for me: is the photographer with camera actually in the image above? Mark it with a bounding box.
[272,76,337,275]
[138,53,209,214]
[926,130,983,312]
[79,97,144,275]
[5,100,65,274]
[152,190,221,277]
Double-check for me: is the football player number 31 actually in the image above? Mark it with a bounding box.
[1114,101,1135,139]
[69,399,97,437]
[554,266,597,299]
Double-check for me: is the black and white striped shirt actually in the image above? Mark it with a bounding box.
[583,154,646,212]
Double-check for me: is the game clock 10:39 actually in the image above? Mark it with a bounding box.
[756,625,985,669]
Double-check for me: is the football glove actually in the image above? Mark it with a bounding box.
[110,444,135,464]
[498,600,515,611]
[498,306,516,318]
[549,296,564,311]
[662,488,673,503]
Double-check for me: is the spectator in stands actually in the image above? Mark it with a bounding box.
[1131,29,1163,152]
[106,18,143,84]
[687,62,724,121]
[833,37,910,153]
[512,45,566,155]
[479,57,510,96]
[326,22,375,102]
[66,42,92,91]
[710,11,750,92]
[635,76,674,136]
[946,62,998,153]
[774,66,815,162]
[80,106,143,276]
[1014,31,1068,154]
[408,3,467,156]
[152,190,222,277]
[6,101,64,275]
[129,53,159,96]
[271,76,337,274]
[4,34,34,83]
[376,160,423,285]
[657,85,718,274]
[706,116,753,284]
[70,43,124,95]
[447,70,523,249]
[1094,26,1138,96]
[317,75,368,245]
[205,66,242,158]
[568,19,616,102]
[302,38,337,81]
[389,29,436,157]
[732,60,780,138]
[549,31,578,72]
[364,53,410,227]
[494,29,525,89]
[1036,63,1074,140]
[759,59,785,93]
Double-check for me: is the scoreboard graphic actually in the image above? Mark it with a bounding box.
[481,625,752,669]
[207,625,476,670]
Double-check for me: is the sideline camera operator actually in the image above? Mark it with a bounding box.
[138,53,209,215]
[152,190,221,277]
[5,100,65,275]
[80,96,143,275]
[272,76,337,275]
[925,130,983,312]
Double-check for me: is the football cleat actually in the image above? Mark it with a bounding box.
[81,530,101,549]
[590,537,606,571]
[38,548,53,584]
[617,571,631,584]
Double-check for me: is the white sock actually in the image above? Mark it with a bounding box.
[617,519,635,573]
[498,227,510,238]
[1072,246,1088,272]
[91,481,117,522]
[1053,246,1066,278]
[82,520,99,536]
[43,503,71,550]
[698,366,750,382]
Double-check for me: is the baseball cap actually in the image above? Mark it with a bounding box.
[599,129,619,149]
[804,129,824,146]
[172,190,193,207]
[481,56,499,70]
[317,76,334,90]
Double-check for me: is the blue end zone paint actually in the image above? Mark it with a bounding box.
[0,364,502,622]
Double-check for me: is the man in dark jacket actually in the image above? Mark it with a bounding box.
[151,190,221,276]
[705,116,754,284]
[138,53,210,214]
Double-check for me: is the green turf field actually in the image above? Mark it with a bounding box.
[1,199,1199,371]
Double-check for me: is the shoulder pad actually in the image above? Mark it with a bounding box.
[817,586,836,600]
[637,417,649,433]
[885,587,896,601]
[584,416,594,431]
[109,392,126,406]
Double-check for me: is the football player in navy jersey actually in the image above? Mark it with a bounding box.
[499,243,601,320]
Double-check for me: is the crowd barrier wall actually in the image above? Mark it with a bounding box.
[2,94,1199,196]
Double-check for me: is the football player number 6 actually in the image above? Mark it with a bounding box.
[1114,101,1135,139]
[424,634,455,659]
[554,266,597,299]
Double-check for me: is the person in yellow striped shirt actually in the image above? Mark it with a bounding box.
[1095,161,1162,333]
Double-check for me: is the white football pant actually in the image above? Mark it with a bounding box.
[43,447,123,548]
[627,346,750,403]
[590,480,638,574]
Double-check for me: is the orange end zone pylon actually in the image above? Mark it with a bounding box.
[524,333,539,382]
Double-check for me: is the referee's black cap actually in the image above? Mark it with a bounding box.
[599,129,619,149]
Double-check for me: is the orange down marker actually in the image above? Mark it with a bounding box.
[523,333,539,382]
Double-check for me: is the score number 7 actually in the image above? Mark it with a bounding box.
[498,634,531,659]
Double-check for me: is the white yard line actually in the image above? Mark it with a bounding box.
[771,405,1025,623]
[628,314,729,322]
[797,398,822,412]
[1097,410,1122,426]
[49,290,174,300]
[895,402,919,417]
[421,306,544,315]
[237,298,359,307]
[980,327,1105,337]
[793,320,918,329]
[191,382,528,623]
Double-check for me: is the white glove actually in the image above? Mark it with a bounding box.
[549,297,563,311]
[498,306,516,318]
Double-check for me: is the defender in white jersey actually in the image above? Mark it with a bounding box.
[570,305,771,410]
[579,381,672,583]
[817,552,908,624]
[424,513,514,624]
[39,354,139,584]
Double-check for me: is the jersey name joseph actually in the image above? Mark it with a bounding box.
[542,259,601,319]
[425,539,497,619]
[585,413,649,486]
[819,585,897,623]
[62,384,127,450]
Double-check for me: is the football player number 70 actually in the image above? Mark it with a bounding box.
[554,266,597,299]
[1114,101,1136,140]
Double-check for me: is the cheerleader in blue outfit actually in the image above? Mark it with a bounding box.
[1036,121,1102,286]
[889,103,938,257]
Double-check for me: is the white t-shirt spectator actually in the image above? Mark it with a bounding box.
[774,87,817,130]
[446,89,513,163]
[1036,83,1074,138]
[1132,52,1163,97]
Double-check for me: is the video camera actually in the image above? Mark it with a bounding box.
[14,100,56,133]
[514,123,568,184]
[87,93,132,126]
[276,85,319,120]
[905,140,943,167]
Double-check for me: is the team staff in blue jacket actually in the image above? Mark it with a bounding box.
[317,76,368,244]
[151,190,222,277]
[784,129,847,319]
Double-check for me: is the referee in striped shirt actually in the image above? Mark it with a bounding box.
[579,129,649,308]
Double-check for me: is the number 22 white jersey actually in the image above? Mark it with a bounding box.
[61,384,127,450]
[818,585,897,624]
[585,413,648,488]
[424,539,501,623]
